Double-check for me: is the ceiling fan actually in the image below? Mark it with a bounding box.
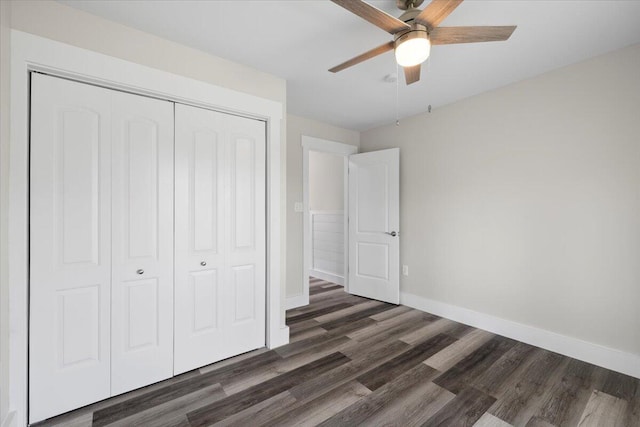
[329,0,517,85]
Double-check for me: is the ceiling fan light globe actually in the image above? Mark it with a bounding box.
[395,37,431,67]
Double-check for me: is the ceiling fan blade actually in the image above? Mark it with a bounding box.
[415,0,463,29]
[404,65,421,85]
[331,0,410,34]
[329,41,395,73]
[430,26,517,45]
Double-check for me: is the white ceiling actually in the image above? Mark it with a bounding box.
[60,0,640,131]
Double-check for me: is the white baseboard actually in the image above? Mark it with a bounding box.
[286,294,309,310]
[400,291,640,379]
[1,411,16,427]
[309,269,344,286]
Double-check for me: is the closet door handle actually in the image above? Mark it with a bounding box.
[136,269,144,275]
[200,261,207,266]
[384,231,398,237]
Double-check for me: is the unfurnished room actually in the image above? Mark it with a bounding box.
[0,1,639,426]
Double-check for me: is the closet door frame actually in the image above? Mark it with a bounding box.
[8,30,287,427]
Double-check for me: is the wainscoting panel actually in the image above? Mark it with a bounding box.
[310,211,345,285]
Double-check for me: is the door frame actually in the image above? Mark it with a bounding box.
[8,30,286,426]
[294,136,357,309]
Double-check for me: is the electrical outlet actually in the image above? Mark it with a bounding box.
[402,265,409,276]
[294,202,303,213]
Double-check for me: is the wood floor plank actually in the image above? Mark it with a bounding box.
[577,390,628,427]
[444,322,476,339]
[433,335,517,395]
[304,288,358,305]
[346,309,434,342]
[287,292,357,315]
[318,363,440,426]
[289,339,411,402]
[186,352,350,426]
[422,386,497,427]
[399,318,458,345]
[488,349,567,426]
[310,284,344,295]
[600,370,639,401]
[320,303,397,330]
[473,341,538,396]
[424,328,494,372]
[196,349,282,380]
[288,325,327,343]
[473,412,513,427]
[532,358,600,427]
[211,391,297,427]
[624,389,640,426]
[357,333,457,391]
[106,383,225,427]
[221,336,352,395]
[286,302,353,324]
[275,319,372,358]
[288,318,323,335]
[312,299,384,323]
[525,416,558,427]
[263,380,371,427]
[368,304,413,321]
[364,381,455,427]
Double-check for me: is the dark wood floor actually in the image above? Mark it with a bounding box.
[36,278,639,426]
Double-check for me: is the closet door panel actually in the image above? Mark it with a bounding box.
[175,105,266,374]
[225,115,266,349]
[111,92,174,395]
[174,104,226,374]
[29,74,112,423]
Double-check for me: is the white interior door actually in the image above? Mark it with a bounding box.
[174,104,266,374]
[29,74,112,422]
[348,148,400,304]
[110,92,174,395]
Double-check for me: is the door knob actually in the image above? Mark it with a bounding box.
[200,261,207,266]
[136,269,144,275]
[385,231,398,237]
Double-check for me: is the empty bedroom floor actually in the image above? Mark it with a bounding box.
[35,278,639,426]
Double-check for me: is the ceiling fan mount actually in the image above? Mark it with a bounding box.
[396,0,425,11]
[329,0,517,85]
[397,8,423,23]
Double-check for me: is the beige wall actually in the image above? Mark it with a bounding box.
[361,44,640,357]
[309,151,344,212]
[286,114,359,299]
[1,1,12,423]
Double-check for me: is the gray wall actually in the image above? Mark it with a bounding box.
[309,151,345,212]
[360,44,640,358]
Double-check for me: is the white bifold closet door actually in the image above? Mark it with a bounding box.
[174,104,266,374]
[29,74,174,422]
[110,91,175,395]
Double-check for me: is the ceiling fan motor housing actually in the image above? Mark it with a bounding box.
[394,23,430,47]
